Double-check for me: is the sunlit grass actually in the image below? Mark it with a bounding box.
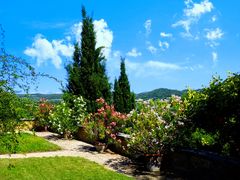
[0,133,61,154]
[0,156,132,180]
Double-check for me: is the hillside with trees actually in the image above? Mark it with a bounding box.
[136,88,186,100]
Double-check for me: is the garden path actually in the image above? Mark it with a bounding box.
[0,131,164,180]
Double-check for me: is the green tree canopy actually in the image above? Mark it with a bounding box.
[113,58,135,113]
[65,6,111,112]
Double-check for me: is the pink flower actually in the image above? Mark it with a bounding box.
[110,133,116,139]
[110,121,117,127]
[96,98,105,104]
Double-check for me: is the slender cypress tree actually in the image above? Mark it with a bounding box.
[65,43,81,95]
[113,58,135,113]
[65,6,111,112]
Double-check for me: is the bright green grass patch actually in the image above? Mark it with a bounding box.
[0,156,133,180]
[0,133,61,154]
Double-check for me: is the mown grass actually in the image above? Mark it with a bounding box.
[0,156,133,180]
[0,133,61,154]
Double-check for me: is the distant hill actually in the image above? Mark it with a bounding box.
[18,93,62,103]
[17,88,186,102]
[136,88,186,100]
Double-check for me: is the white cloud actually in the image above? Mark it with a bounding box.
[205,28,224,40]
[24,34,74,69]
[127,48,142,57]
[173,0,214,38]
[146,61,181,70]
[125,59,182,77]
[211,15,217,22]
[184,0,213,18]
[25,18,113,69]
[205,28,224,47]
[160,32,173,38]
[113,50,121,58]
[147,45,157,54]
[71,19,113,59]
[172,19,192,37]
[212,51,218,63]
[93,19,113,59]
[144,19,152,36]
[159,41,170,51]
[71,22,82,42]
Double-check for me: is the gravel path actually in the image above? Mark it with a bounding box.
[0,131,164,180]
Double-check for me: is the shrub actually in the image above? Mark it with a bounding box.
[35,98,54,129]
[49,96,86,138]
[0,88,21,153]
[84,98,126,145]
[126,95,187,156]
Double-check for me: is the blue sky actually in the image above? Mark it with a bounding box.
[1,0,240,94]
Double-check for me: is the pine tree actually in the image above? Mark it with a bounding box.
[65,6,111,112]
[113,58,135,113]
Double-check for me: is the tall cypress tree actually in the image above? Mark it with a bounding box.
[65,6,111,112]
[65,43,81,95]
[113,58,135,113]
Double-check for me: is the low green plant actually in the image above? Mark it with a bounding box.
[190,128,219,148]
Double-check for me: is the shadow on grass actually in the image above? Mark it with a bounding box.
[104,157,162,179]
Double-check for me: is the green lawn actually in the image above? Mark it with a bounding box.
[0,157,132,180]
[0,133,61,154]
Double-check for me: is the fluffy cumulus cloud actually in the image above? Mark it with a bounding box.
[93,19,113,59]
[184,0,213,18]
[25,18,113,68]
[24,34,74,68]
[172,0,214,37]
[159,41,170,51]
[127,48,142,57]
[71,19,113,59]
[160,32,173,38]
[144,19,152,36]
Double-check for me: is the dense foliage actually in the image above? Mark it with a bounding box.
[65,6,111,112]
[113,58,135,113]
[183,73,240,157]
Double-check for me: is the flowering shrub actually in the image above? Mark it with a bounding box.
[126,95,187,156]
[35,98,54,129]
[49,96,86,138]
[84,98,126,145]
